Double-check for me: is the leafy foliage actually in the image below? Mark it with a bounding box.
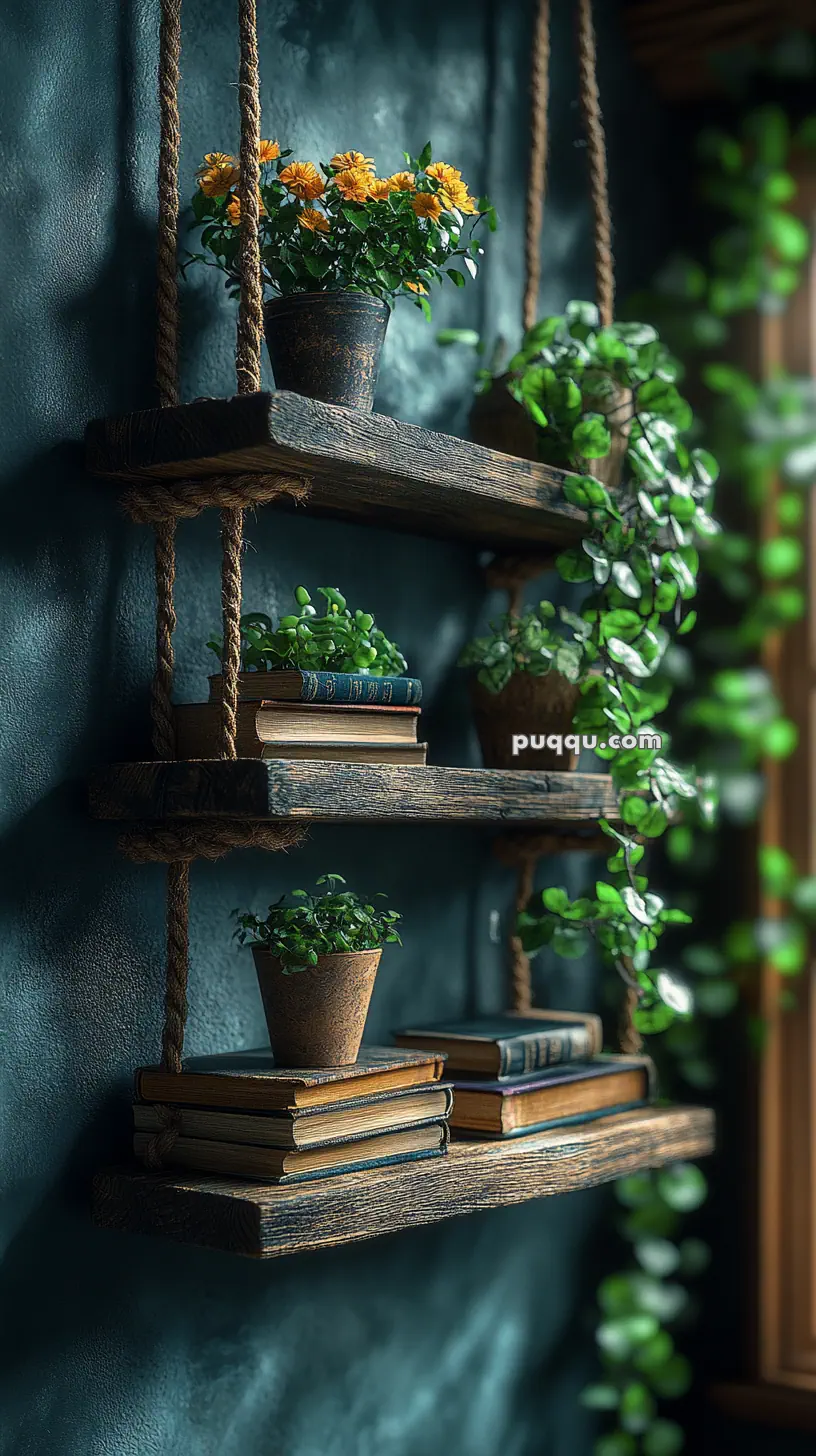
[457,599,584,692]
[185,141,496,320]
[233,875,402,972]
[208,585,408,676]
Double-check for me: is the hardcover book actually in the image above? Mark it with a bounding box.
[132,1121,449,1183]
[209,670,422,707]
[394,1010,603,1078]
[449,1054,656,1137]
[135,1046,446,1111]
[174,701,420,758]
[133,1082,454,1150]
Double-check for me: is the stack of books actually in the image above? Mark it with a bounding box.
[394,1011,655,1138]
[132,1047,452,1184]
[174,669,426,765]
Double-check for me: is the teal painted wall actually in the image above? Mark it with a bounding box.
[0,2,677,1452]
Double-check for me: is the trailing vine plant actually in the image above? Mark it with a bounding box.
[573,103,816,1456]
[489,301,721,1021]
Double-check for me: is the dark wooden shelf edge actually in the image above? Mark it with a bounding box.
[711,1381,816,1431]
[92,1106,714,1260]
[89,760,619,824]
[84,391,585,550]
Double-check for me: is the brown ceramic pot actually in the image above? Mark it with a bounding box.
[470,671,580,771]
[252,947,382,1067]
[470,374,632,491]
[263,291,390,410]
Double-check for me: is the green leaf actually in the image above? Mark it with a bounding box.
[634,1237,681,1278]
[541,886,570,914]
[642,1419,685,1456]
[573,415,612,459]
[446,268,466,287]
[417,141,433,170]
[594,1437,637,1456]
[580,1384,621,1411]
[657,1162,707,1212]
[341,205,369,233]
[759,536,803,579]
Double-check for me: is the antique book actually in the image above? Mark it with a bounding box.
[209,670,422,707]
[229,740,427,765]
[132,1122,449,1183]
[394,1010,603,1078]
[174,701,420,757]
[133,1082,453,1150]
[135,1046,446,1111]
[449,1055,656,1137]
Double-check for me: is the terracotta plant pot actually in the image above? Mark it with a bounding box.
[470,671,580,771]
[252,947,382,1067]
[263,292,390,411]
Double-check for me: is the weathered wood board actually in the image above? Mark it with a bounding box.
[92,1105,715,1259]
[85,391,584,548]
[89,760,619,823]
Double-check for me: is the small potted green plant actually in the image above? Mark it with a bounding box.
[234,875,402,1067]
[459,601,583,769]
[187,140,496,410]
[207,585,418,706]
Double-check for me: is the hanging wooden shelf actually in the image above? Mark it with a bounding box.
[84,390,584,550]
[89,760,619,825]
[92,1104,714,1259]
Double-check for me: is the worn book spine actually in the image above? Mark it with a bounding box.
[210,671,422,706]
[497,1023,600,1077]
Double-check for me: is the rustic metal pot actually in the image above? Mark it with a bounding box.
[252,947,382,1067]
[470,671,580,771]
[263,292,390,411]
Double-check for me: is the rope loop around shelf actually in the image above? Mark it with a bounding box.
[121,472,310,524]
[120,821,307,863]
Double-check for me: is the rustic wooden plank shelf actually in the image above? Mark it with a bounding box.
[84,391,584,549]
[92,1105,714,1259]
[89,760,618,824]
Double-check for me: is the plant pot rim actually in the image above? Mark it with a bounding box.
[265,290,390,310]
[250,946,384,967]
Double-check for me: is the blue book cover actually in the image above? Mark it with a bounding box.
[395,1011,603,1078]
[210,670,422,707]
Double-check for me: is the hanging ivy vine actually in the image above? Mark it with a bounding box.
[574,102,816,1456]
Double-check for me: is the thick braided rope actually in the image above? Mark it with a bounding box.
[156,0,182,409]
[236,0,263,395]
[220,507,244,759]
[122,472,309,524]
[152,521,177,757]
[577,0,614,328]
[510,855,537,1013]
[142,1104,183,1170]
[161,861,189,1074]
[523,0,551,333]
[151,0,183,761]
[119,821,307,863]
[485,553,557,616]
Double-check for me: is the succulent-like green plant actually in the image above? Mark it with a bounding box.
[458,601,581,692]
[233,874,402,972]
[208,586,408,676]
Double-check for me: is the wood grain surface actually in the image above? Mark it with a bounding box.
[92,1105,715,1259]
[84,390,585,548]
[88,760,619,823]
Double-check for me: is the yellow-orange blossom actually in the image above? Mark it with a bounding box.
[279,161,325,200]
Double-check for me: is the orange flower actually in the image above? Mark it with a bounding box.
[259,139,281,162]
[280,161,325,200]
[199,160,241,197]
[368,177,395,200]
[439,178,478,214]
[298,207,330,233]
[405,280,428,295]
[333,167,372,202]
[225,190,266,226]
[426,161,461,186]
[411,192,443,221]
[197,151,236,174]
[388,170,415,191]
[330,150,375,173]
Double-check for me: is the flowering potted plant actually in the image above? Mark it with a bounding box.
[234,875,402,1067]
[188,140,496,410]
[207,584,418,705]
[459,602,582,770]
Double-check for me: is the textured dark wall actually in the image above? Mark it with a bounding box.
[0,2,675,1452]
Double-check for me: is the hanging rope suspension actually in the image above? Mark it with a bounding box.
[577,0,614,328]
[152,0,183,761]
[219,0,264,761]
[522,0,551,334]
